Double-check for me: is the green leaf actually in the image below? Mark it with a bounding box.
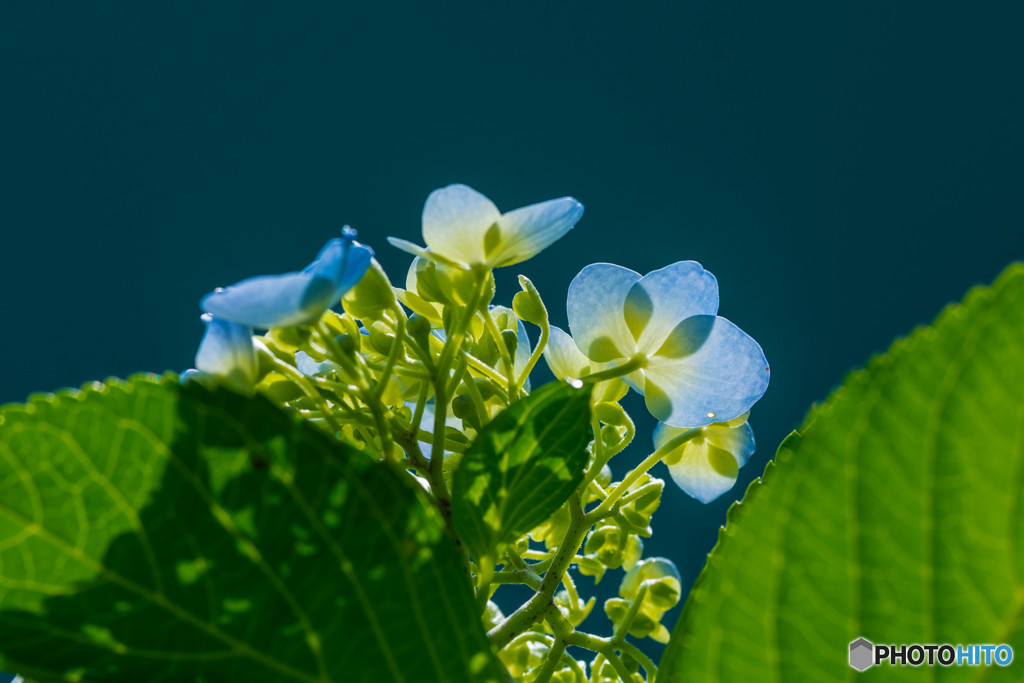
[453,381,592,562]
[660,263,1024,682]
[0,375,503,682]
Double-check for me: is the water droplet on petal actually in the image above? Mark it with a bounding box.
[567,378,584,389]
[706,411,716,419]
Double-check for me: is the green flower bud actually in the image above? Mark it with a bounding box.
[451,394,482,431]
[367,321,395,356]
[576,555,606,583]
[592,656,644,683]
[600,423,628,451]
[606,556,683,643]
[320,309,360,338]
[255,372,303,403]
[342,259,396,321]
[333,333,359,356]
[498,639,548,678]
[584,523,644,570]
[594,401,630,427]
[264,325,311,353]
[619,476,664,534]
[554,589,595,628]
[406,313,433,346]
[511,275,547,325]
[500,328,519,356]
[409,257,450,304]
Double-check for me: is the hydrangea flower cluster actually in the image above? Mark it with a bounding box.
[185,183,769,682]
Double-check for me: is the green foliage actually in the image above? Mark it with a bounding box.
[659,264,1024,681]
[0,375,502,682]
[453,382,593,562]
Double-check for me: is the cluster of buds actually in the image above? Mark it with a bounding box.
[184,183,769,682]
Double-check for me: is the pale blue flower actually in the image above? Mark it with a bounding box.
[188,314,258,393]
[201,229,373,328]
[389,184,584,269]
[567,261,769,428]
[654,414,756,503]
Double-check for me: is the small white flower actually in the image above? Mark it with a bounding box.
[389,184,583,269]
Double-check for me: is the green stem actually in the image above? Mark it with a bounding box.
[564,631,633,682]
[620,640,658,681]
[254,343,343,434]
[587,428,701,521]
[515,314,549,394]
[373,308,407,397]
[488,492,588,649]
[476,554,495,613]
[461,373,490,428]
[579,355,646,383]
[616,480,662,508]
[612,583,647,643]
[531,637,567,683]
[492,569,541,590]
[429,269,489,500]
[479,302,518,400]
[460,348,511,390]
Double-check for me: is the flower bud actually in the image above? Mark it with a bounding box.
[617,475,664,535]
[343,259,396,321]
[451,394,482,431]
[367,321,395,356]
[500,328,519,357]
[512,275,547,325]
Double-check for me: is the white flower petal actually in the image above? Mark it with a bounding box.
[663,439,740,503]
[544,326,593,380]
[707,420,756,467]
[643,315,769,428]
[567,263,641,362]
[194,315,257,392]
[421,184,501,266]
[627,261,719,353]
[490,197,584,267]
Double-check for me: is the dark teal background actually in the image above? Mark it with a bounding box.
[2,2,1023,675]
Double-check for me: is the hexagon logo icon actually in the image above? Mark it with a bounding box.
[849,638,874,671]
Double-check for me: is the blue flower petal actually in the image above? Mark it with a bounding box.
[643,315,769,427]
[304,234,374,300]
[567,263,642,362]
[201,271,337,328]
[194,314,257,392]
[202,235,372,329]
[627,261,719,353]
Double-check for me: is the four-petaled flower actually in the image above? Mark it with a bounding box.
[201,228,373,328]
[389,183,584,269]
[654,414,755,503]
[567,261,769,428]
